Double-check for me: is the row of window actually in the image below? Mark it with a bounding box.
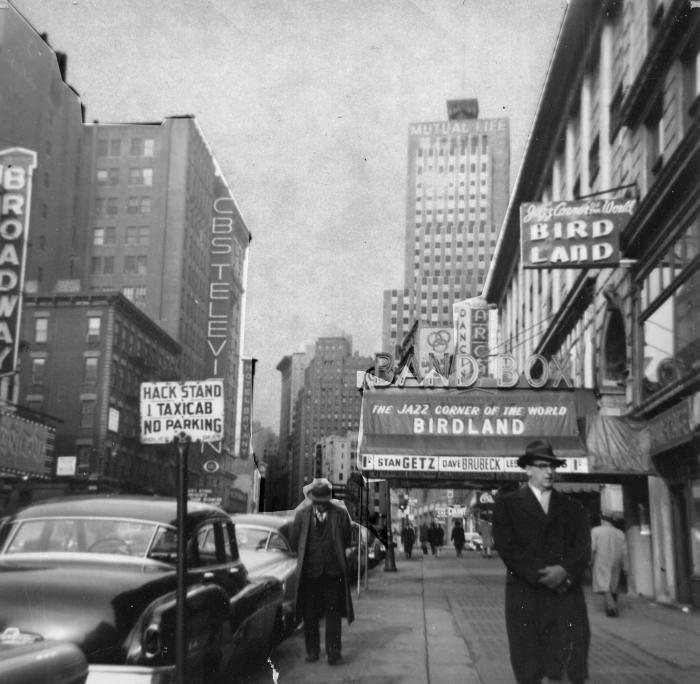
[96,137,155,157]
[33,316,101,344]
[95,197,152,215]
[414,221,494,233]
[415,238,496,248]
[417,160,489,175]
[90,255,148,275]
[416,207,488,217]
[93,226,150,245]
[416,138,489,156]
[96,167,153,186]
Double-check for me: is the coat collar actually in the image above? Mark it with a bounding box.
[517,485,562,520]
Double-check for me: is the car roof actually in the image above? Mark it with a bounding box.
[8,495,229,529]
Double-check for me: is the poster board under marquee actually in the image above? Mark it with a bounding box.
[358,387,592,481]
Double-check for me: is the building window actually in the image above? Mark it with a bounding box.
[127,197,152,215]
[96,168,119,186]
[124,255,148,275]
[34,318,48,343]
[130,138,154,156]
[80,400,96,428]
[123,286,147,303]
[93,226,116,245]
[87,316,101,343]
[646,95,664,175]
[125,226,150,245]
[96,139,121,156]
[95,197,118,215]
[91,256,115,275]
[84,357,99,383]
[639,217,700,400]
[31,358,46,384]
[128,167,153,186]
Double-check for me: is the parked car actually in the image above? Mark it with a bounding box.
[231,513,299,636]
[347,521,368,581]
[366,529,386,568]
[464,532,483,551]
[0,628,88,684]
[0,495,284,683]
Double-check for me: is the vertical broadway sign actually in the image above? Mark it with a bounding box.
[0,148,37,375]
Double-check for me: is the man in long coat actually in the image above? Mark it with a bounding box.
[289,478,354,665]
[493,440,591,684]
[591,514,628,616]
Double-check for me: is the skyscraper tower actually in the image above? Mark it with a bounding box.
[382,99,509,355]
[290,337,372,501]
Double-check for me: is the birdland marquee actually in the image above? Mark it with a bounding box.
[357,350,595,486]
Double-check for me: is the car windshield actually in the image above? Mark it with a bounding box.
[236,525,269,551]
[3,517,159,557]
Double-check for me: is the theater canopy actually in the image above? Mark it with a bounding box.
[358,387,596,486]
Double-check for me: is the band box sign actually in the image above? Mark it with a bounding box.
[140,379,225,444]
[520,198,637,269]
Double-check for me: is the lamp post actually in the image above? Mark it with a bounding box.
[384,484,397,572]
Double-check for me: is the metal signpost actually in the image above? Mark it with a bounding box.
[139,379,225,684]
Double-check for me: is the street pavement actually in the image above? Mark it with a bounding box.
[237,548,700,683]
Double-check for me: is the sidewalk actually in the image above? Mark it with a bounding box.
[241,550,700,683]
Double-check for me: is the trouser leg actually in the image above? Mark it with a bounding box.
[323,574,344,655]
[301,577,321,655]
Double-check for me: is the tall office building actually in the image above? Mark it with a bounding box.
[382,99,509,356]
[289,337,372,503]
[275,348,313,509]
[72,117,251,507]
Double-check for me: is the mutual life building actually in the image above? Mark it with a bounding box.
[382,99,510,356]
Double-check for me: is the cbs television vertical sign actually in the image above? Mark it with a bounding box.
[0,148,37,375]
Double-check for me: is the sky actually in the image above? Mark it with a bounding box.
[13,0,566,432]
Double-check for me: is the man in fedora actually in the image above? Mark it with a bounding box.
[493,440,591,684]
[289,477,354,665]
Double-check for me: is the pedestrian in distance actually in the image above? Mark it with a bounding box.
[435,521,444,556]
[428,521,440,556]
[493,439,591,684]
[419,521,429,555]
[401,522,416,559]
[591,514,628,617]
[479,515,494,558]
[451,519,466,557]
[289,477,354,666]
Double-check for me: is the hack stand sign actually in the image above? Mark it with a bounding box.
[139,379,224,684]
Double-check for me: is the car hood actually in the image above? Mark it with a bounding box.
[0,553,173,662]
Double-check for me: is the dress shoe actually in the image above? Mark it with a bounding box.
[327,651,343,665]
[305,651,319,662]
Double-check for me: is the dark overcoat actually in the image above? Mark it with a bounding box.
[493,486,590,684]
[288,499,355,624]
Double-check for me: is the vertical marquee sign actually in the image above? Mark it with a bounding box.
[0,148,37,376]
[453,297,491,379]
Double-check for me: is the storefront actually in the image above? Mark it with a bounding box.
[646,398,700,606]
[0,410,55,514]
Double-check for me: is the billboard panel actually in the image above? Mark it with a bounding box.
[520,198,637,269]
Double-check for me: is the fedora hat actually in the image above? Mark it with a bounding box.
[306,477,332,503]
[517,439,566,469]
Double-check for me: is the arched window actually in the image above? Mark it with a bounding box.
[601,306,627,388]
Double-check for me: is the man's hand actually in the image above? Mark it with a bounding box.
[537,565,568,590]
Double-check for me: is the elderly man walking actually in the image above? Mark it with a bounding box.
[493,440,591,684]
[289,478,354,665]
